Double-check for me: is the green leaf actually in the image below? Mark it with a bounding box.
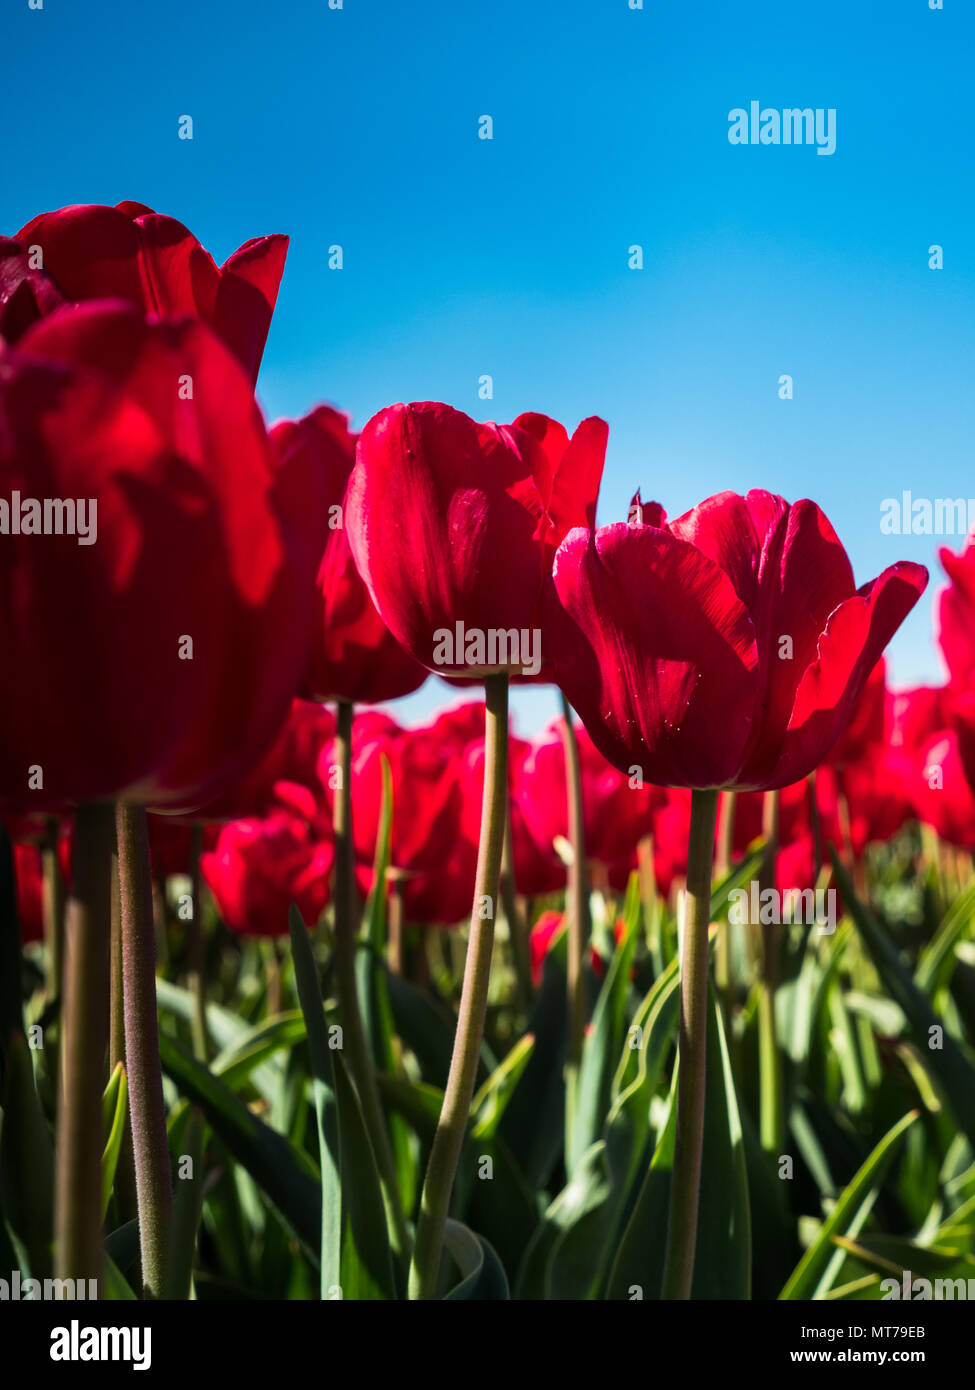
[916,876,975,996]
[0,1032,53,1278]
[471,1034,535,1141]
[288,903,342,1296]
[158,1029,321,1258]
[566,875,641,1174]
[441,1219,510,1299]
[779,1108,919,1300]
[210,1012,307,1091]
[606,983,751,1299]
[164,1108,206,1300]
[100,1063,128,1221]
[832,851,975,1148]
[289,904,396,1301]
[499,924,568,1189]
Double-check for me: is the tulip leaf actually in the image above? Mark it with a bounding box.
[0,1031,54,1279]
[832,851,975,1147]
[441,1219,510,1299]
[356,755,417,1215]
[471,1034,535,1140]
[164,1108,206,1300]
[158,1029,322,1258]
[605,982,751,1299]
[289,904,396,1300]
[916,876,975,996]
[566,875,641,1175]
[100,1063,128,1221]
[499,924,568,1190]
[779,1108,918,1299]
[210,1011,307,1091]
[156,977,285,1104]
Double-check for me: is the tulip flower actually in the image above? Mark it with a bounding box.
[269,406,427,1262]
[543,488,927,1298]
[202,808,334,938]
[3,202,287,385]
[544,492,927,792]
[346,402,606,677]
[346,399,605,1299]
[936,538,975,687]
[0,304,326,813]
[914,731,975,851]
[0,301,325,1295]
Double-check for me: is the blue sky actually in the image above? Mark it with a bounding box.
[3,0,972,733]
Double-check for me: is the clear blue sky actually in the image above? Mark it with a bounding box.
[4,0,972,733]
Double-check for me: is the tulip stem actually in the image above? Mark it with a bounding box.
[500,805,531,1008]
[661,786,719,1301]
[41,817,65,1006]
[333,699,409,1263]
[409,673,509,1300]
[559,692,590,1146]
[187,826,208,1061]
[715,792,736,1010]
[55,803,114,1288]
[115,803,173,1298]
[758,789,783,1156]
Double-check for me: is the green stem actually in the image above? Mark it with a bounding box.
[188,825,207,1061]
[115,803,172,1298]
[55,803,114,1287]
[559,692,590,1138]
[408,673,509,1300]
[714,791,736,1009]
[759,788,783,1156]
[499,805,531,1008]
[660,786,719,1301]
[108,842,139,1228]
[333,698,409,1262]
[41,817,65,1006]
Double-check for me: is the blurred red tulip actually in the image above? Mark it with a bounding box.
[936,538,975,686]
[324,712,474,925]
[914,730,975,850]
[827,658,886,766]
[0,304,326,811]
[270,407,428,706]
[544,491,927,790]
[3,202,287,385]
[201,807,333,937]
[346,402,605,676]
[516,719,660,892]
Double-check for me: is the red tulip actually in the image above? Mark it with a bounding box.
[826,658,886,766]
[0,303,326,811]
[322,712,474,924]
[192,699,337,823]
[346,402,606,676]
[515,719,660,892]
[914,730,975,850]
[201,807,333,937]
[529,909,565,987]
[11,831,72,944]
[544,491,927,790]
[936,538,975,686]
[4,202,287,385]
[270,406,427,705]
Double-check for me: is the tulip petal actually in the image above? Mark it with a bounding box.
[750,560,928,788]
[544,523,761,787]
